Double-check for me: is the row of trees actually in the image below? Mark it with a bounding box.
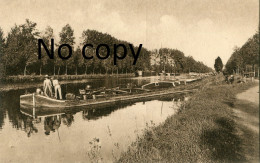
[151,48,212,73]
[0,19,212,77]
[0,19,151,76]
[225,31,259,75]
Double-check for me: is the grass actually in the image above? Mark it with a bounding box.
[117,76,258,162]
[0,73,135,84]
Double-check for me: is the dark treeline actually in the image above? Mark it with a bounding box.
[151,48,212,73]
[225,31,259,75]
[0,19,211,77]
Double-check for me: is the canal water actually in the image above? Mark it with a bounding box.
[0,77,186,162]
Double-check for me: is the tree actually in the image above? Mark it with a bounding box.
[59,24,75,75]
[4,19,39,75]
[183,56,196,73]
[214,56,223,73]
[38,26,54,75]
[72,47,82,75]
[225,32,259,75]
[4,25,20,75]
[169,49,185,73]
[20,19,39,75]
[0,27,5,77]
[81,29,151,75]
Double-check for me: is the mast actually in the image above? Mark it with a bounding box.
[161,43,166,73]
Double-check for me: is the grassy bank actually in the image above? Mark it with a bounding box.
[0,73,205,92]
[118,76,258,162]
[0,73,135,92]
[0,73,135,84]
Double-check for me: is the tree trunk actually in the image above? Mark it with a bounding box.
[65,64,67,75]
[253,64,255,77]
[75,66,77,75]
[24,65,27,76]
[58,67,60,75]
[257,67,259,79]
[3,60,7,76]
[85,65,87,75]
[40,65,42,76]
[117,68,118,75]
[54,65,56,75]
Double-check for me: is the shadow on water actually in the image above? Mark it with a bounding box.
[0,89,23,129]
[0,77,191,162]
[200,117,246,162]
[0,77,150,129]
[1,89,186,137]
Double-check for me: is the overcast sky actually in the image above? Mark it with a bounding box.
[0,0,258,68]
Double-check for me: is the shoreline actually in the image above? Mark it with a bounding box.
[118,75,259,162]
[0,74,135,92]
[0,73,199,92]
[0,73,135,83]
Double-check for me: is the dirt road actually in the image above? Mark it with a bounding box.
[237,84,259,105]
[233,83,259,162]
[235,84,259,133]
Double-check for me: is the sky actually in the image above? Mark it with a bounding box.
[0,0,259,68]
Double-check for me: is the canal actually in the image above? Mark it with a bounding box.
[0,76,187,162]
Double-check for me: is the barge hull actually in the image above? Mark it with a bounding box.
[20,89,197,109]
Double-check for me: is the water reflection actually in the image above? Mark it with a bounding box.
[25,116,38,137]
[44,116,61,135]
[81,103,131,121]
[1,95,187,137]
[0,77,188,162]
[16,95,185,138]
[61,113,74,127]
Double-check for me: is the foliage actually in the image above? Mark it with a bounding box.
[81,29,151,74]
[38,26,54,75]
[214,56,223,73]
[152,48,212,73]
[59,24,75,75]
[4,19,39,75]
[0,27,5,77]
[225,32,259,74]
[1,19,212,76]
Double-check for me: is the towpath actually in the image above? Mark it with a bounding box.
[234,82,259,133]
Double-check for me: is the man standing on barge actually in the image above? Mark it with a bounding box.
[43,75,53,97]
[52,76,62,100]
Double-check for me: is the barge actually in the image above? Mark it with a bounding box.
[20,88,197,109]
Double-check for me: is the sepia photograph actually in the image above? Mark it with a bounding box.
[0,0,259,162]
